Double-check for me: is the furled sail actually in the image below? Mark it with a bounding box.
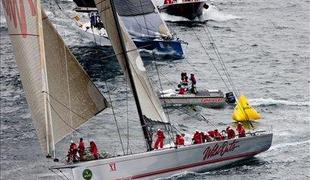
[2,0,107,156]
[114,0,172,39]
[94,0,168,124]
[232,95,261,121]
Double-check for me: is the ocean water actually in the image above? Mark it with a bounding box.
[1,0,310,180]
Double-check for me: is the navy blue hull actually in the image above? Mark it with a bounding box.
[134,39,184,60]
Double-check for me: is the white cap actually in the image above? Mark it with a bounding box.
[70,140,74,143]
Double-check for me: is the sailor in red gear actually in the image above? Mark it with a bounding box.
[236,122,246,138]
[164,0,173,4]
[205,132,212,142]
[90,141,99,159]
[179,87,187,94]
[154,129,165,149]
[192,130,202,144]
[200,131,206,143]
[67,140,78,162]
[226,126,236,139]
[175,134,185,146]
[190,73,197,94]
[208,130,215,138]
[78,138,85,161]
[213,129,222,141]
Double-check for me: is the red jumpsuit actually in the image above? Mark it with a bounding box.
[213,130,222,141]
[179,87,186,94]
[154,130,165,149]
[237,124,246,137]
[205,133,212,142]
[164,0,173,4]
[208,130,215,138]
[67,143,78,162]
[90,141,99,159]
[227,128,236,139]
[175,135,185,146]
[78,140,85,160]
[192,131,202,144]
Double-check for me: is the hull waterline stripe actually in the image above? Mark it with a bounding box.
[128,150,263,179]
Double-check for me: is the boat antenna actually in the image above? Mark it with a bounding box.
[110,0,153,151]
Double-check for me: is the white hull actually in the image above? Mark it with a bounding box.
[160,89,226,108]
[54,133,272,180]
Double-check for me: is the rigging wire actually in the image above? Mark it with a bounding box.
[105,81,126,155]
[136,0,176,146]
[192,28,231,92]
[203,25,240,97]
[43,91,86,135]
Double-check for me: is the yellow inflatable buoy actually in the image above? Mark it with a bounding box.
[232,95,261,121]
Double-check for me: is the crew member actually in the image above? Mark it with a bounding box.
[190,74,197,94]
[200,131,206,143]
[236,122,246,137]
[78,138,85,161]
[154,129,165,149]
[179,86,187,95]
[175,134,185,146]
[67,140,78,163]
[208,130,215,138]
[213,129,222,141]
[90,141,99,159]
[226,126,236,139]
[205,131,212,142]
[192,130,202,144]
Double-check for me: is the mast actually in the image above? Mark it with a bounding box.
[36,2,55,158]
[110,0,153,151]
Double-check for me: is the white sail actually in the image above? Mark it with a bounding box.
[2,0,107,156]
[94,0,168,123]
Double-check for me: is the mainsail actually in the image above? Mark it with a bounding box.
[232,95,261,121]
[113,0,172,39]
[95,0,169,150]
[2,0,107,156]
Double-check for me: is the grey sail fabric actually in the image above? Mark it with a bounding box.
[42,11,108,145]
[113,0,155,16]
[114,0,172,39]
[2,0,107,155]
[95,0,169,123]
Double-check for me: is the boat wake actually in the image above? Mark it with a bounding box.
[203,5,242,22]
[249,98,309,107]
[269,139,310,151]
[160,5,241,23]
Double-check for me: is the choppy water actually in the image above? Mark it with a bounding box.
[1,0,310,179]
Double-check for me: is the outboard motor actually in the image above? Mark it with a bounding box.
[225,92,236,104]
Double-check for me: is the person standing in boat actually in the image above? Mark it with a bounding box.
[190,74,197,94]
[154,129,166,149]
[67,140,78,163]
[90,141,100,159]
[236,122,246,138]
[78,138,85,161]
[180,72,189,87]
[226,126,236,139]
